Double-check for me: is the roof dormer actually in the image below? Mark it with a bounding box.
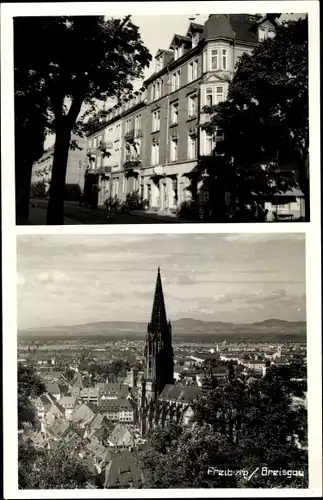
[186,22,204,48]
[169,34,191,60]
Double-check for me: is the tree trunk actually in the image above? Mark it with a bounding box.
[16,159,33,224]
[298,157,310,222]
[47,125,72,225]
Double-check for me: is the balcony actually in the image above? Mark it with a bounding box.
[97,165,112,175]
[124,158,141,171]
[99,140,113,150]
[86,148,96,161]
[188,126,198,138]
[134,129,143,138]
[124,130,135,142]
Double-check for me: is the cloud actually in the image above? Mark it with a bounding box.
[36,271,71,284]
[222,233,304,244]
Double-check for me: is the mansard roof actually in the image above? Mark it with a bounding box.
[203,14,262,44]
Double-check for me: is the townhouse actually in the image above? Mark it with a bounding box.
[85,14,278,211]
[31,134,88,199]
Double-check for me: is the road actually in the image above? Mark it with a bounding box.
[29,198,189,225]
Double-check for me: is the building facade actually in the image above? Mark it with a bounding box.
[31,134,88,199]
[86,14,278,211]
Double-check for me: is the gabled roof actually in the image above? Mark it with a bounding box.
[98,398,133,411]
[59,395,79,407]
[104,451,144,488]
[159,384,201,403]
[37,393,53,407]
[71,402,96,424]
[155,48,173,59]
[186,22,204,36]
[169,33,191,49]
[45,382,60,395]
[108,425,133,447]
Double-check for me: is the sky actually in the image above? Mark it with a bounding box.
[17,233,306,329]
[44,12,305,148]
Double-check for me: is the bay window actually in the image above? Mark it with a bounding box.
[222,49,227,70]
[211,49,218,70]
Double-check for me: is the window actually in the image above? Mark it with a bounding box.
[188,94,197,118]
[205,133,214,155]
[171,137,178,161]
[259,27,266,41]
[174,45,183,60]
[222,49,227,70]
[188,59,198,82]
[170,102,179,124]
[155,80,161,99]
[151,141,160,165]
[171,70,181,92]
[188,134,197,159]
[205,88,213,106]
[152,83,156,101]
[156,56,163,72]
[211,49,218,70]
[268,29,275,39]
[203,50,207,72]
[216,86,224,103]
[152,110,160,131]
[135,115,142,135]
[192,32,199,48]
[125,119,131,133]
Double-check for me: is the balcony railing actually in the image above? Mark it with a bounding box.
[124,130,135,141]
[124,159,141,171]
[99,140,113,150]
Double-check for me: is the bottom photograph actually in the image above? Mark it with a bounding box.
[17,233,307,490]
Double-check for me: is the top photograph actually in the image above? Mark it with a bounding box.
[15,13,309,225]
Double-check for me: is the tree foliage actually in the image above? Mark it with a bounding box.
[138,366,308,488]
[202,17,309,219]
[18,439,94,489]
[18,364,45,430]
[14,15,152,224]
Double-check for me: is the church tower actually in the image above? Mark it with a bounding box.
[143,267,174,405]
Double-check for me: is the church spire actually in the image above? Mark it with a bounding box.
[150,267,168,329]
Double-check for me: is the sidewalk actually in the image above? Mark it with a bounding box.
[25,204,80,225]
[130,209,191,224]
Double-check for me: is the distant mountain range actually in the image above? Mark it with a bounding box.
[18,318,306,340]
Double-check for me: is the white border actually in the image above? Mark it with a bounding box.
[1,1,322,498]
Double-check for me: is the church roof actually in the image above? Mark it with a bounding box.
[150,267,168,329]
[159,384,201,403]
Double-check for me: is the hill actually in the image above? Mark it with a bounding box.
[18,318,306,342]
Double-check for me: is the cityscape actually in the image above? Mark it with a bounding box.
[14,12,309,225]
[17,233,308,489]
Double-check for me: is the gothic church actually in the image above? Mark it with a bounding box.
[137,268,201,435]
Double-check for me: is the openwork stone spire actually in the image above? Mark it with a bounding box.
[150,267,168,330]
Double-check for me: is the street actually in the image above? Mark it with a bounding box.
[29,198,189,225]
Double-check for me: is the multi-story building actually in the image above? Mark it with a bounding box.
[85,88,147,206]
[86,14,278,211]
[31,134,88,199]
